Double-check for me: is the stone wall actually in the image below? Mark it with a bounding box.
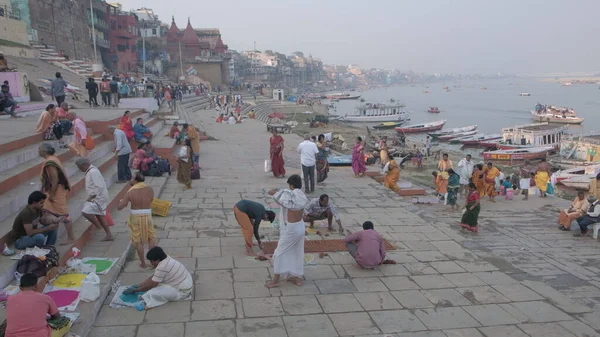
[0,16,28,46]
[0,44,39,59]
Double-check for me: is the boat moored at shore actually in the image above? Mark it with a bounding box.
[482,147,553,162]
[395,120,447,134]
[339,102,407,122]
[497,122,567,150]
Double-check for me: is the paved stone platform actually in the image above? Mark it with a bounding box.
[90,103,600,337]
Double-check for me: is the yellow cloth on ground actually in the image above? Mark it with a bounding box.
[535,171,549,192]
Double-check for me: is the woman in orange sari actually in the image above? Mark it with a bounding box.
[558,191,588,230]
[472,164,486,197]
[269,130,286,178]
[39,143,74,244]
[483,162,500,202]
[384,159,400,192]
[119,110,134,140]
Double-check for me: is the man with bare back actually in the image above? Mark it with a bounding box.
[118,173,156,268]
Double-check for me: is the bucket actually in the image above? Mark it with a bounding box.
[505,189,514,200]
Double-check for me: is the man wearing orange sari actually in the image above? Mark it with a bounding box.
[484,162,500,202]
[38,143,74,244]
[558,191,588,231]
[270,130,286,178]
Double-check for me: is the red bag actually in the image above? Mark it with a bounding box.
[105,211,115,227]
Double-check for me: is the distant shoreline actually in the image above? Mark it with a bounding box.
[536,76,600,83]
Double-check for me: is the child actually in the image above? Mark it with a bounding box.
[36,213,69,229]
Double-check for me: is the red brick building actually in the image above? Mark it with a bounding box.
[106,3,138,72]
[166,17,228,62]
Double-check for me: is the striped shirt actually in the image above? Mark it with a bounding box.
[152,256,192,289]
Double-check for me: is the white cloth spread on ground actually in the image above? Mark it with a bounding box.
[272,188,309,279]
[142,256,193,308]
[82,165,109,215]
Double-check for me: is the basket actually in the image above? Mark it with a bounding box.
[151,198,172,217]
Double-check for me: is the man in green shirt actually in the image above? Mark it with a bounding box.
[13,191,58,249]
[233,200,276,256]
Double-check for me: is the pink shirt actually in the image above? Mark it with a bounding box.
[344,229,386,268]
[6,291,59,337]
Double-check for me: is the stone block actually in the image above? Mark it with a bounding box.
[343,264,384,277]
[88,326,136,337]
[429,261,466,274]
[354,292,402,311]
[233,267,270,282]
[168,230,198,238]
[456,261,499,272]
[303,265,338,280]
[352,277,389,292]
[378,264,411,276]
[462,304,521,326]
[283,314,339,337]
[558,320,600,337]
[472,271,517,285]
[195,282,234,300]
[397,332,447,337]
[478,325,529,337]
[281,295,323,315]
[317,294,364,313]
[443,328,485,337]
[196,256,233,270]
[369,309,426,333]
[242,297,284,317]
[410,275,455,289]
[314,279,358,294]
[391,290,434,309]
[507,301,572,323]
[443,273,486,287]
[492,284,544,302]
[189,237,221,247]
[414,307,481,330]
[185,320,236,337]
[233,281,271,298]
[94,306,146,326]
[422,289,472,307]
[191,300,236,321]
[192,246,223,257]
[158,238,190,247]
[380,276,420,291]
[137,323,185,337]
[196,269,232,283]
[268,281,321,296]
[410,251,450,262]
[236,317,287,337]
[457,286,510,304]
[328,312,381,336]
[518,323,578,337]
[144,301,191,323]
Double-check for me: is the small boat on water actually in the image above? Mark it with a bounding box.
[482,147,553,162]
[459,134,502,146]
[429,125,478,138]
[427,107,440,113]
[395,120,446,134]
[560,176,591,190]
[519,92,531,96]
[553,164,600,182]
[338,95,361,100]
[339,102,406,122]
[438,130,478,141]
[531,111,584,124]
[372,120,409,130]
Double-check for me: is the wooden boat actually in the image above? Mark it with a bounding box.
[459,134,502,146]
[372,120,408,130]
[338,95,361,100]
[553,164,600,182]
[549,158,600,170]
[531,111,584,124]
[438,130,478,141]
[340,103,406,122]
[482,147,553,162]
[396,120,446,134]
[429,125,478,138]
[427,107,440,113]
[497,123,567,150]
[560,176,591,190]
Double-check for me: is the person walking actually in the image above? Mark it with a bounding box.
[110,125,132,183]
[457,154,474,195]
[86,77,99,107]
[297,134,318,194]
[100,78,110,106]
[109,76,119,107]
[51,72,67,106]
[76,157,114,241]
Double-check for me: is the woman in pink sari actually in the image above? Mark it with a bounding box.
[269,130,286,178]
[69,112,88,157]
[119,110,134,140]
[352,136,366,177]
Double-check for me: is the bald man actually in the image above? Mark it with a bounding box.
[76,157,114,241]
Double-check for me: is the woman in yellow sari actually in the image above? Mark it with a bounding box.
[535,158,551,198]
[484,162,500,202]
[383,159,400,192]
[472,164,486,197]
[379,136,389,167]
[433,170,448,197]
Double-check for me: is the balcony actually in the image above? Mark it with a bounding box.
[90,36,110,49]
[87,16,108,30]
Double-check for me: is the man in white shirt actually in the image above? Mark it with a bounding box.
[76,157,113,241]
[297,134,319,193]
[109,125,132,183]
[457,154,474,195]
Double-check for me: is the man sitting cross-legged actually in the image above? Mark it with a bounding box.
[12,191,58,249]
[343,221,395,269]
[123,246,193,311]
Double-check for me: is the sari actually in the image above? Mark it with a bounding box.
[69,117,88,157]
[271,188,309,279]
[379,141,389,166]
[316,141,329,183]
[269,135,286,177]
[435,171,449,195]
[351,143,366,176]
[535,171,549,192]
[35,110,55,135]
[119,116,134,139]
[461,190,480,232]
[383,160,400,192]
[447,173,460,206]
[472,169,486,197]
[177,146,192,188]
[41,155,71,216]
[558,197,588,229]
[484,166,500,197]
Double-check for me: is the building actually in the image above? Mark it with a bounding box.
[134,7,163,38]
[106,2,138,72]
[88,0,110,61]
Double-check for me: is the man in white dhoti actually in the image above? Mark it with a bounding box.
[519,160,533,200]
[76,157,114,241]
[266,174,309,288]
[457,154,474,195]
[123,246,193,311]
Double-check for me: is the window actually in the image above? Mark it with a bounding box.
[117,44,126,51]
[152,28,157,35]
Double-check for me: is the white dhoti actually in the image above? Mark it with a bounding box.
[142,278,193,309]
[82,200,107,216]
[459,177,469,185]
[519,178,530,190]
[273,220,305,279]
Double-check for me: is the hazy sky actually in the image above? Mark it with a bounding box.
[120,0,599,74]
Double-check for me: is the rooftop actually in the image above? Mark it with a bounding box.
[503,123,565,133]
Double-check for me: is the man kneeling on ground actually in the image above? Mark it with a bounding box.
[123,246,193,311]
[12,191,58,249]
[233,199,276,256]
[303,194,343,233]
[344,221,394,269]
[6,273,60,337]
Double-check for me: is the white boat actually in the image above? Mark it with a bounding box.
[339,103,406,122]
[429,125,478,138]
[531,111,584,124]
[438,130,478,141]
[519,92,531,96]
[554,164,600,182]
[458,133,502,145]
[483,147,553,161]
[561,176,592,190]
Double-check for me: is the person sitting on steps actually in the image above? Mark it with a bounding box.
[11,191,59,249]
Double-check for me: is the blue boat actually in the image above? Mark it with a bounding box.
[327,154,352,166]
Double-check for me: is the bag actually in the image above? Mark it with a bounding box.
[15,245,58,278]
[52,123,63,140]
[546,182,554,195]
[191,163,200,180]
[264,159,272,173]
[106,211,115,227]
[157,158,171,176]
[142,163,163,177]
[83,136,95,151]
[80,273,100,302]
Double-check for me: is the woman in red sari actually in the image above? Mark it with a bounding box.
[270,130,286,178]
[119,110,134,140]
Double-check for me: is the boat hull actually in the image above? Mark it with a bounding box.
[482,149,551,162]
[560,177,591,190]
[460,137,502,146]
[396,121,446,133]
[429,125,477,138]
[438,130,478,141]
[532,115,584,124]
[340,114,405,122]
[338,95,361,100]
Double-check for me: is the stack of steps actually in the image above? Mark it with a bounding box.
[31,45,93,78]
